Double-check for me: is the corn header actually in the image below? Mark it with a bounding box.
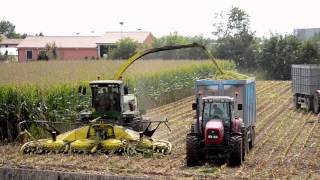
[20,118,171,155]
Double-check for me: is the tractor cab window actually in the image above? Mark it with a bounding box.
[92,84,121,112]
[202,102,231,125]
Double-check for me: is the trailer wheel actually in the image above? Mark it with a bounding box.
[186,135,200,167]
[313,94,320,114]
[249,127,255,149]
[306,97,313,112]
[228,135,243,166]
[293,95,300,109]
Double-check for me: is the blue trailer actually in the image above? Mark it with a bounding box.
[186,79,256,166]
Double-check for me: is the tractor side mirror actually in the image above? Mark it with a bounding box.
[124,86,129,95]
[237,104,243,111]
[52,131,57,141]
[192,102,197,110]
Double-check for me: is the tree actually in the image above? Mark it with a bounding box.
[152,32,189,48]
[257,34,319,80]
[0,20,15,37]
[45,42,58,59]
[35,32,44,36]
[109,38,139,60]
[298,40,319,64]
[213,7,257,71]
[0,20,27,38]
[150,33,211,60]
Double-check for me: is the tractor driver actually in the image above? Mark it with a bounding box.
[212,104,224,119]
[95,88,110,112]
[97,87,116,111]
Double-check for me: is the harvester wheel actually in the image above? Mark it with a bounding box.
[313,94,320,114]
[186,135,200,167]
[294,95,300,109]
[228,135,243,166]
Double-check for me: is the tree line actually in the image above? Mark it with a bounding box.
[110,7,320,80]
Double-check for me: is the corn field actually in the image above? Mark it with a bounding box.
[0,60,235,142]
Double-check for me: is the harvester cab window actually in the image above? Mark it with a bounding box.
[93,84,121,112]
[203,102,230,125]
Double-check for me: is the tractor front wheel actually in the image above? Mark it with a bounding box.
[186,135,200,167]
[228,135,243,166]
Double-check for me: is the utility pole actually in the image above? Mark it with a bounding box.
[119,21,124,39]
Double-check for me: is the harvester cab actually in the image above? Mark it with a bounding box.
[89,80,138,117]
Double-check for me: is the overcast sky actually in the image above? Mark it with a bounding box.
[0,0,319,38]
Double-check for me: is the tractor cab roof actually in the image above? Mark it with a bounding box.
[89,80,123,86]
[202,96,234,103]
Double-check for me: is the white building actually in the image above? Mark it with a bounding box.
[0,38,22,56]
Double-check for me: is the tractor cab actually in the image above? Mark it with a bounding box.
[201,96,235,128]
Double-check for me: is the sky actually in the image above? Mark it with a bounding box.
[0,0,320,38]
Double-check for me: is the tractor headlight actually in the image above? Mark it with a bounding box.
[207,130,219,139]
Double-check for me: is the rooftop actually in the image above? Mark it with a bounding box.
[96,31,152,44]
[202,96,234,102]
[89,80,123,85]
[0,38,23,45]
[17,36,100,48]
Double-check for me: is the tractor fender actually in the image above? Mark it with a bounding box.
[232,117,243,134]
[231,132,242,136]
[187,132,199,137]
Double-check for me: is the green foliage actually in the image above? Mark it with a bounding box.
[37,50,48,60]
[258,34,319,79]
[125,61,236,111]
[45,42,58,59]
[149,33,211,60]
[214,70,250,80]
[109,38,139,59]
[213,7,257,71]
[152,32,189,47]
[212,7,320,80]
[0,84,89,141]
[0,20,26,38]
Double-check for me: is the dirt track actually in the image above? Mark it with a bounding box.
[0,81,319,179]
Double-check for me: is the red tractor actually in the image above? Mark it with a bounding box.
[186,79,256,166]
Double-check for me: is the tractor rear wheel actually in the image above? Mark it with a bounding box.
[313,94,320,114]
[186,135,200,167]
[228,135,243,166]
